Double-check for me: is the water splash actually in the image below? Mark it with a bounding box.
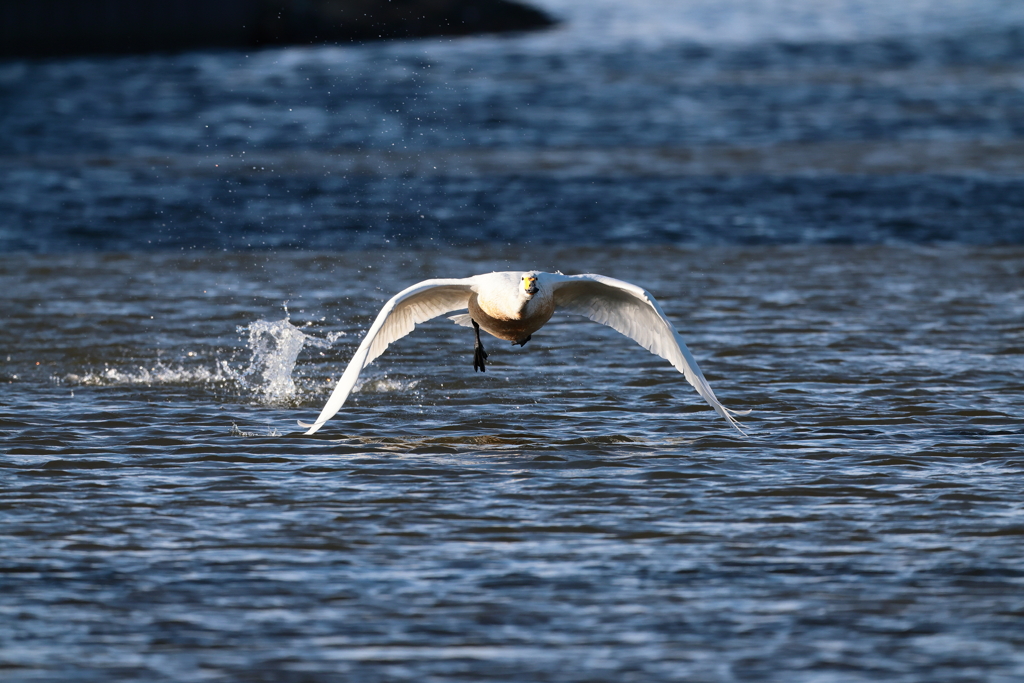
[59,316,341,405]
[66,363,233,387]
[238,317,341,405]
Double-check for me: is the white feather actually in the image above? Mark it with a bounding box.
[448,313,475,328]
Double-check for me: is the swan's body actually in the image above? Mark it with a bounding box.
[299,271,748,435]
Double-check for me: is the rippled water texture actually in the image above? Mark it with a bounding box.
[4,0,1024,681]
[3,246,1023,681]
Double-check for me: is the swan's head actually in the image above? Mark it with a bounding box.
[521,274,539,297]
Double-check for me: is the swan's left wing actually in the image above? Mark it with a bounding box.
[549,273,748,434]
[300,278,475,435]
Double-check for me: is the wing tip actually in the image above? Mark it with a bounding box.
[723,416,748,437]
[716,405,750,437]
[297,419,322,435]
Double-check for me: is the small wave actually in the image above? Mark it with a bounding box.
[354,376,421,394]
[229,423,284,438]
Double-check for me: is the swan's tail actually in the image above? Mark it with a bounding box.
[448,313,475,328]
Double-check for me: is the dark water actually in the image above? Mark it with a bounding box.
[4,2,1024,251]
[3,1,1024,681]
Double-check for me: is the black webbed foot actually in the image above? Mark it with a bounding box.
[472,320,488,372]
[474,345,488,372]
[512,334,532,347]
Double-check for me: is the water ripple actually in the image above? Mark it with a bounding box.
[3,246,1024,681]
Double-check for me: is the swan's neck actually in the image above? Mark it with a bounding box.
[516,295,533,318]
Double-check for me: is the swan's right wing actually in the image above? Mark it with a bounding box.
[549,273,748,434]
[300,278,475,435]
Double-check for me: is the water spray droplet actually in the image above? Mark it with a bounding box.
[238,318,336,405]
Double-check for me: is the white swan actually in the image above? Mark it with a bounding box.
[299,271,748,435]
